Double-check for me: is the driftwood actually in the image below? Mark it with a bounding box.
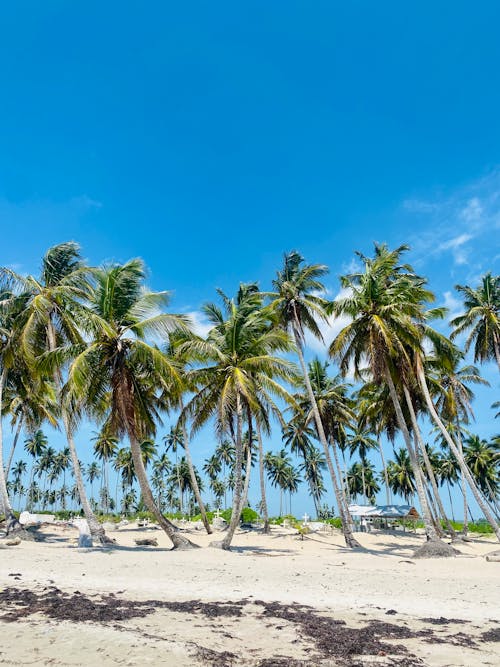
[134,538,158,547]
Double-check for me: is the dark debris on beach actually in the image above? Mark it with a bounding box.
[0,586,487,666]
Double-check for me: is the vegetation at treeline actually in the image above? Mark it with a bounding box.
[0,242,499,553]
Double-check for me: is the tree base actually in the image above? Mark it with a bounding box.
[172,537,200,550]
[6,515,36,541]
[413,539,460,559]
[209,539,231,550]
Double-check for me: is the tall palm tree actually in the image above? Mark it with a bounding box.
[86,462,101,505]
[66,259,197,549]
[387,448,416,504]
[163,426,185,512]
[266,251,360,548]
[347,424,378,504]
[430,349,488,535]
[181,285,296,549]
[92,430,119,514]
[330,243,461,554]
[298,444,326,516]
[0,286,33,532]
[464,435,499,515]
[23,429,48,511]
[451,273,500,372]
[3,360,58,480]
[5,242,109,542]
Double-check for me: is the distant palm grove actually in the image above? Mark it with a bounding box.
[0,242,499,553]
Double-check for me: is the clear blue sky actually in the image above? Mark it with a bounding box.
[1,2,499,517]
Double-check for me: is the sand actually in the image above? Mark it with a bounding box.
[0,522,499,666]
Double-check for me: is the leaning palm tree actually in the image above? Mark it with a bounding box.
[266,251,360,548]
[65,259,197,549]
[4,242,109,542]
[430,348,488,535]
[330,243,456,554]
[0,287,34,533]
[451,273,500,372]
[181,285,296,549]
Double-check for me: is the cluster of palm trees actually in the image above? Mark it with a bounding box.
[0,242,498,554]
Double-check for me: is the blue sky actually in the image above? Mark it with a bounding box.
[1,2,499,517]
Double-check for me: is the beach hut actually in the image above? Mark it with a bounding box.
[348,504,420,532]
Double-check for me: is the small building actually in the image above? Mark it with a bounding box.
[348,504,420,531]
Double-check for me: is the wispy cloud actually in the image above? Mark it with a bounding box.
[186,310,214,337]
[401,170,500,275]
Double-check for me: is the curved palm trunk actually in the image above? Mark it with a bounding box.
[180,419,212,534]
[5,418,23,481]
[128,432,197,548]
[384,369,441,543]
[293,328,360,548]
[455,422,468,536]
[213,392,244,550]
[403,388,455,538]
[46,323,109,544]
[377,436,391,505]
[61,413,110,544]
[416,359,500,542]
[256,422,270,533]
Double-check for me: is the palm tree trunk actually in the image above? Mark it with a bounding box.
[239,441,253,514]
[126,428,197,549]
[5,418,23,481]
[293,327,360,548]
[377,436,391,505]
[215,392,244,550]
[0,369,29,537]
[416,358,500,542]
[384,368,441,543]
[256,421,270,533]
[46,322,109,544]
[403,387,455,538]
[446,482,456,522]
[179,407,212,534]
[330,436,353,523]
[61,412,110,543]
[455,422,468,536]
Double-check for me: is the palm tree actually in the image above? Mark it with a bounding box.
[215,440,235,508]
[347,424,378,504]
[451,273,500,372]
[330,243,460,553]
[299,444,326,516]
[66,259,196,549]
[266,251,360,548]
[3,360,58,480]
[163,426,185,512]
[387,448,416,503]
[92,430,119,514]
[23,429,48,511]
[431,349,488,535]
[6,242,109,542]
[0,286,34,532]
[284,420,326,516]
[464,435,499,515]
[181,285,296,549]
[86,462,101,505]
[438,452,459,522]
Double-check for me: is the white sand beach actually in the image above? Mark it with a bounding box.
[1,523,499,666]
